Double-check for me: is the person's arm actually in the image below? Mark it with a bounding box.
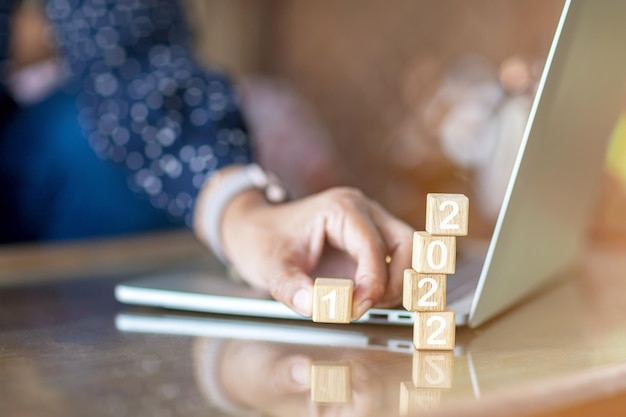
[43,0,413,316]
[195,169,414,318]
[43,0,254,226]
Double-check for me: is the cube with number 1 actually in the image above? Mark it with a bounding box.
[312,278,353,323]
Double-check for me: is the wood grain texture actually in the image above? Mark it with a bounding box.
[413,310,456,350]
[412,350,454,389]
[310,362,351,403]
[403,269,447,312]
[312,277,353,323]
[399,381,442,415]
[412,232,456,274]
[425,193,469,236]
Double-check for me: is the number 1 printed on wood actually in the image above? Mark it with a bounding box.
[312,278,353,323]
[425,193,469,236]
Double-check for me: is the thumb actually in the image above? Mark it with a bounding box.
[270,355,312,393]
[268,264,315,317]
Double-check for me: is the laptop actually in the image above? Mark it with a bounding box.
[115,0,626,328]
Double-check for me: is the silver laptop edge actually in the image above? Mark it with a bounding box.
[115,0,625,328]
[469,0,626,327]
[114,284,469,326]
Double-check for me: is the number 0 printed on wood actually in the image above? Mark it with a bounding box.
[312,278,353,323]
[425,193,469,236]
[412,232,456,274]
[413,310,456,350]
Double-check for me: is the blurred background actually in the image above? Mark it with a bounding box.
[8,0,626,242]
[187,0,609,239]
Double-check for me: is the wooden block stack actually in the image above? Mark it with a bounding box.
[399,351,455,414]
[403,193,469,350]
[399,193,467,414]
[310,193,467,333]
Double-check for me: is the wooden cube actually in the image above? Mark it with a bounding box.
[403,269,447,312]
[399,381,441,415]
[412,232,456,274]
[310,361,351,403]
[413,310,456,350]
[412,350,454,389]
[312,278,353,323]
[425,193,469,236]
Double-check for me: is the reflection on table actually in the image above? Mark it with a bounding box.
[4,234,626,416]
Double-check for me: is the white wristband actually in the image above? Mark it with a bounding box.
[202,164,287,265]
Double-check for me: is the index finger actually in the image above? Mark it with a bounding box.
[319,193,389,319]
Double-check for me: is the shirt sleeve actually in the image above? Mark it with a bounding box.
[43,0,255,226]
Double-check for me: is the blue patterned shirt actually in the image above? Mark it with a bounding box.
[0,0,254,228]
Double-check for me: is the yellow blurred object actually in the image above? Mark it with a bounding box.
[592,111,626,243]
[605,112,626,183]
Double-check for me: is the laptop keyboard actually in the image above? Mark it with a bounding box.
[446,256,484,303]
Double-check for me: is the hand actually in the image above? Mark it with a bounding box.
[194,339,390,417]
[211,179,413,319]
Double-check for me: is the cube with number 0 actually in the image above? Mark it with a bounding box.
[403,269,446,312]
[425,193,469,236]
[412,232,456,274]
[312,278,353,324]
[413,310,456,350]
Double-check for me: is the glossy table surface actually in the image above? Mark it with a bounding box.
[2,230,626,417]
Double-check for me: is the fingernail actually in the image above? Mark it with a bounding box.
[293,288,312,316]
[290,359,310,386]
[353,300,373,320]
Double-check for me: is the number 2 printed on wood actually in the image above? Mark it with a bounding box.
[412,232,456,274]
[425,194,469,236]
[412,350,454,389]
[413,310,456,350]
[403,269,447,312]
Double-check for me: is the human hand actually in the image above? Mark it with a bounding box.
[215,183,413,319]
[194,339,389,417]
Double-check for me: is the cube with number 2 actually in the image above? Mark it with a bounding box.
[425,193,469,236]
[412,350,454,388]
[403,269,447,312]
[312,278,353,323]
[413,310,456,350]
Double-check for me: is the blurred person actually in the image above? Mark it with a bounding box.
[0,0,413,318]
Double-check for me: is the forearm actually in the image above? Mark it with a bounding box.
[193,165,269,262]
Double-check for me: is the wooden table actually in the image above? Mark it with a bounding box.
[2,230,626,417]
